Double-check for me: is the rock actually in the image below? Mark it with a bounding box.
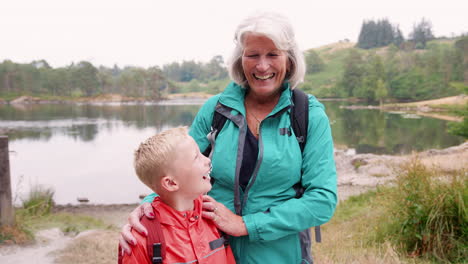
[10,96,41,104]
[77,197,89,203]
[351,158,368,168]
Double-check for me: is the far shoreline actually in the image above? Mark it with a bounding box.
[1,93,465,122]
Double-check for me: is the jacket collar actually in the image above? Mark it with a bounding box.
[218,82,293,117]
[152,196,202,227]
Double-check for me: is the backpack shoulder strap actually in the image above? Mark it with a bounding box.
[141,214,166,264]
[290,89,309,152]
[290,89,322,243]
[202,102,228,158]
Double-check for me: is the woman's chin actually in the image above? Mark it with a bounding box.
[248,79,282,93]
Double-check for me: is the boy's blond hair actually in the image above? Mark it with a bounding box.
[134,126,188,190]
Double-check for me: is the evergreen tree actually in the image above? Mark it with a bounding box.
[357,19,403,49]
[409,18,435,49]
[393,27,405,47]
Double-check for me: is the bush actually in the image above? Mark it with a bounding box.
[380,158,467,263]
[448,105,468,139]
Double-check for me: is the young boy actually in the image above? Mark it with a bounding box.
[120,127,235,264]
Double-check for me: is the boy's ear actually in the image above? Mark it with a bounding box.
[160,175,179,192]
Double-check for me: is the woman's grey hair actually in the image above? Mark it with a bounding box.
[227,12,306,90]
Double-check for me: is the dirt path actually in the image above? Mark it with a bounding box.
[1,142,466,263]
[0,228,72,264]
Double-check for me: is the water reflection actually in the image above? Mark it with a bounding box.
[322,101,463,154]
[0,102,463,204]
[0,104,201,141]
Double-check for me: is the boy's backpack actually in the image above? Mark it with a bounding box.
[201,89,321,243]
[118,215,166,264]
[118,213,233,264]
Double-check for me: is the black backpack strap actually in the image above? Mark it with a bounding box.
[202,102,228,159]
[291,89,309,199]
[290,89,309,152]
[291,89,322,243]
[141,214,165,264]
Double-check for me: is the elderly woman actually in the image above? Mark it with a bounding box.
[120,12,337,264]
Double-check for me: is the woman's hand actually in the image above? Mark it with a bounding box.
[202,195,248,237]
[118,202,154,255]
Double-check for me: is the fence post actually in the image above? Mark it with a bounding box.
[0,136,15,226]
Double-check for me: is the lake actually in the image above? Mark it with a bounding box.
[0,101,463,205]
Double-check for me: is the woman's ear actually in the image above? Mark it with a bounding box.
[160,175,179,192]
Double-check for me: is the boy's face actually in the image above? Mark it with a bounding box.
[169,135,212,199]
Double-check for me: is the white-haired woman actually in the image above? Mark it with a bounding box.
[120,12,337,264]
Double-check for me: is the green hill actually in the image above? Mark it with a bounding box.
[300,38,467,102]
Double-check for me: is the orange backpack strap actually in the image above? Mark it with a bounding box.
[141,215,166,264]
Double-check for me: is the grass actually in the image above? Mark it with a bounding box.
[0,92,77,101]
[380,158,467,263]
[301,46,352,96]
[314,158,467,263]
[0,185,110,245]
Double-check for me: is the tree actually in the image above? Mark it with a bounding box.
[357,19,403,49]
[375,79,388,106]
[305,50,325,74]
[69,61,100,96]
[409,18,435,49]
[340,49,365,96]
[203,55,228,81]
[357,54,386,101]
[454,37,468,85]
[394,27,405,47]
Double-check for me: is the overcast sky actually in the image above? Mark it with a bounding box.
[1,0,467,68]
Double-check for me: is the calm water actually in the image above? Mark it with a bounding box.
[0,101,463,205]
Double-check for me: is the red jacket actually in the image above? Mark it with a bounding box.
[122,196,236,264]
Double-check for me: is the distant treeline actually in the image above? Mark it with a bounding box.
[0,55,228,99]
[0,60,169,99]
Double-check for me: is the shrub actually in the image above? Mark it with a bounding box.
[448,105,468,139]
[381,158,467,263]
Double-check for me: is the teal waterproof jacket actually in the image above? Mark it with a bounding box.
[192,82,337,263]
[144,82,337,263]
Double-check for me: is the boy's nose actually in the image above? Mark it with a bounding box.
[203,155,211,166]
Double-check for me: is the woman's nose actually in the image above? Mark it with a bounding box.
[256,57,269,71]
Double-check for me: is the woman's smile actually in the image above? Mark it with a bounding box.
[242,34,290,96]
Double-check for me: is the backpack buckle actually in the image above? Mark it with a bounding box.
[152,243,163,264]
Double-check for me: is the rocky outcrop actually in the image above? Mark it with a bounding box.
[334,141,468,200]
[10,96,42,104]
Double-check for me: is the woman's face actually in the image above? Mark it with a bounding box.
[241,34,290,97]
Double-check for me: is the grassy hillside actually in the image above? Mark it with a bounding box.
[300,38,467,101]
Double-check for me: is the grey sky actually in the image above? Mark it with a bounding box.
[1,0,467,68]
